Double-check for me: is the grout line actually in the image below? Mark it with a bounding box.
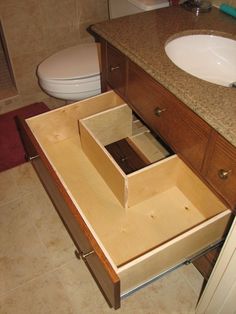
[0,254,78,300]
[0,163,77,301]
[180,264,204,297]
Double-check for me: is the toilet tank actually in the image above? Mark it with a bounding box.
[108,0,169,18]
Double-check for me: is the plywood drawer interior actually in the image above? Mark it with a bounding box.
[79,103,171,208]
[26,91,231,301]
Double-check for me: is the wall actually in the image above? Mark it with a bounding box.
[212,0,236,7]
[0,0,108,113]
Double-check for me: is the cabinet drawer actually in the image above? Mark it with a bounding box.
[106,44,126,95]
[24,91,231,309]
[127,61,211,173]
[205,134,236,209]
[31,156,120,308]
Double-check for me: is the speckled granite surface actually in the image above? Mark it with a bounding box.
[92,7,236,147]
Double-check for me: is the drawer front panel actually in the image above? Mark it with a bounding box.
[119,210,231,295]
[106,44,126,96]
[16,116,38,160]
[31,156,120,309]
[205,134,236,209]
[32,157,92,253]
[127,61,211,173]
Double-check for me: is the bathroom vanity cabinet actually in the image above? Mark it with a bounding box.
[100,39,236,284]
[102,41,236,210]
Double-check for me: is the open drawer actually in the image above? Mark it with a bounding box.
[23,91,232,309]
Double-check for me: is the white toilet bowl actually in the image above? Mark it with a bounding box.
[37,43,101,101]
[37,1,169,102]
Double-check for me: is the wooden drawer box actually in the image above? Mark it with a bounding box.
[24,91,231,309]
[79,103,170,208]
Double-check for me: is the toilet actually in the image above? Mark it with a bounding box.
[37,43,101,101]
[37,0,169,102]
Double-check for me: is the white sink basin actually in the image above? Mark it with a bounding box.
[165,34,236,87]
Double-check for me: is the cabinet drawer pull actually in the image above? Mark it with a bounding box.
[28,155,39,161]
[218,169,232,180]
[75,249,94,260]
[154,107,166,117]
[110,65,120,72]
[82,250,95,259]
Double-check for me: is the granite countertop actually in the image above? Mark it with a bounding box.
[92,6,236,147]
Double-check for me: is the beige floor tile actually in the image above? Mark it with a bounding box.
[0,271,74,314]
[0,198,54,296]
[55,257,200,314]
[0,162,42,206]
[54,257,109,313]
[128,269,200,314]
[24,184,76,268]
[10,162,43,195]
[0,167,20,205]
[180,263,205,295]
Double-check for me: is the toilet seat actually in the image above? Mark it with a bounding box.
[37,43,101,101]
[37,43,100,80]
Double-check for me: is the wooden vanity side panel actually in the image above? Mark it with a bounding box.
[21,119,121,309]
[126,61,211,174]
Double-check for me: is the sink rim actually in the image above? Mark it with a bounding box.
[165,30,236,46]
[165,31,236,88]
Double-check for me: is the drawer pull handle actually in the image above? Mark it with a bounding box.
[75,249,94,260]
[154,107,166,117]
[110,65,120,72]
[218,169,232,180]
[28,155,39,161]
[82,250,95,259]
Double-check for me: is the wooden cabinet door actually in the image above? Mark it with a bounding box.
[127,61,211,173]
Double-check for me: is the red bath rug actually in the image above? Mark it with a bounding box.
[0,102,49,172]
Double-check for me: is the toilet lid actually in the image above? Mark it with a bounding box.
[38,43,100,80]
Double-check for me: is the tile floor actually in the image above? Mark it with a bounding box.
[0,162,204,314]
